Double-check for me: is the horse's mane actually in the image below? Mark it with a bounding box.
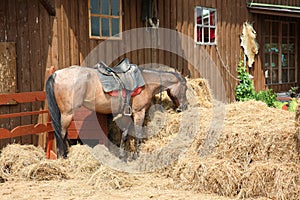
[140,67,186,83]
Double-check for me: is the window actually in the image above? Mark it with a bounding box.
[264,20,297,85]
[195,7,217,45]
[89,0,122,39]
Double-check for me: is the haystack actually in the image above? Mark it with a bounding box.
[295,98,300,152]
[172,100,300,199]
[239,161,300,199]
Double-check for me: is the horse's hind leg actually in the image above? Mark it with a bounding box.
[57,113,73,158]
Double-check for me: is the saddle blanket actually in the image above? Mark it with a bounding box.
[107,86,143,97]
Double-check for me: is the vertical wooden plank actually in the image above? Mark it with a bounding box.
[123,0,131,63]
[79,0,87,65]
[50,9,59,70]
[163,0,170,68]
[69,0,77,65]
[0,0,6,42]
[136,0,144,65]
[7,0,20,146]
[169,0,176,69]
[62,0,70,68]
[0,0,8,148]
[157,0,164,67]
[16,0,32,144]
[27,0,41,146]
[56,0,63,68]
[228,0,236,101]
[173,0,181,72]
[39,0,53,147]
[130,0,138,64]
[186,0,194,77]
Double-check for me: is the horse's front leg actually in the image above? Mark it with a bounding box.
[133,109,146,159]
[119,129,128,161]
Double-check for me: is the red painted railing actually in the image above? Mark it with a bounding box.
[0,91,108,159]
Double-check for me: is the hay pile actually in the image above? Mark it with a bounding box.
[187,78,212,108]
[1,78,299,199]
[88,165,140,190]
[0,144,99,181]
[173,100,300,199]
[0,144,55,180]
[62,144,101,177]
[114,78,212,154]
[0,143,138,190]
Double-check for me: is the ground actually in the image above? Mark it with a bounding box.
[0,176,233,200]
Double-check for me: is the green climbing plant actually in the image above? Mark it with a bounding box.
[235,60,256,101]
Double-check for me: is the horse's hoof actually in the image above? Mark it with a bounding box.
[119,155,127,163]
[132,152,140,160]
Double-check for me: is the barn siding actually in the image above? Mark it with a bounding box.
[1,0,300,149]
[0,0,55,148]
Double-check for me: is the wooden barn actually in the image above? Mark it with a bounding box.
[0,0,300,149]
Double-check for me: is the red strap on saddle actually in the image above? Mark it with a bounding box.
[107,87,143,97]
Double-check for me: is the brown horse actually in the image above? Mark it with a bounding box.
[46,63,188,159]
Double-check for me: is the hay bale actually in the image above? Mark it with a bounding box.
[88,165,140,190]
[187,78,212,108]
[216,100,299,166]
[295,99,300,152]
[173,157,242,197]
[0,144,45,179]
[240,161,300,199]
[172,100,300,199]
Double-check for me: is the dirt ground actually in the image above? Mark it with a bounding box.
[0,176,235,200]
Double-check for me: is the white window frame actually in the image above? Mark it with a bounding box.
[194,6,217,45]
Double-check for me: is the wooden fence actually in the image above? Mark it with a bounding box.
[0,91,108,159]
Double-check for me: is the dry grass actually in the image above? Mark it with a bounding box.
[88,165,140,190]
[0,144,45,180]
[1,78,299,200]
[173,100,300,199]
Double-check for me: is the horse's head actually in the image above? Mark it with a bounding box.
[167,73,188,112]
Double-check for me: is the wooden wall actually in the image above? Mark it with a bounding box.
[49,0,252,102]
[0,0,54,148]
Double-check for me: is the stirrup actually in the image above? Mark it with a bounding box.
[123,104,132,116]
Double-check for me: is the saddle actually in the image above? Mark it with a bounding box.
[94,58,145,116]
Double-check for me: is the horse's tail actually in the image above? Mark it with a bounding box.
[46,73,64,155]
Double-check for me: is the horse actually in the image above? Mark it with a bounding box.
[46,62,188,159]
